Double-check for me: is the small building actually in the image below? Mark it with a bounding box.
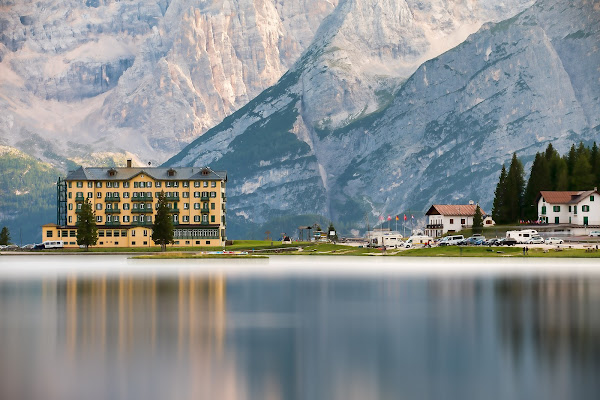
[537,189,600,226]
[425,204,492,237]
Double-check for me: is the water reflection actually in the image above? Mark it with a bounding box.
[0,272,599,400]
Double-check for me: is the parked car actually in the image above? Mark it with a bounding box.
[33,243,46,250]
[484,238,501,246]
[462,237,485,246]
[498,238,517,246]
[589,231,600,237]
[527,236,545,244]
[438,235,465,246]
[545,237,564,245]
[21,244,35,250]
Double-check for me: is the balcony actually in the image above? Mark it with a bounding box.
[75,195,85,202]
[131,207,152,214]
[165,194,180,201]
[131,221,152,226]
[200,221,210,226]
[222,194,226,202]
[105,195,121,202]
[201,195,210,201]
[105,221,121,227]
[75,208,83,213]
[426,224,443,229]
[169,208,180,213]
[105,208,121,214]
[201,207,210,214]
[132,195,153,202]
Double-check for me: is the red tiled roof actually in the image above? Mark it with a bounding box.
[426,204,486,216]
[539,190,598,204]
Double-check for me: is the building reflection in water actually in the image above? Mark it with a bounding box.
[0,274,599,400]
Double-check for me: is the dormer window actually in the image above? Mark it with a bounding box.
[108,168,117,177]
[201,168,210,176]
[167,168,176,177]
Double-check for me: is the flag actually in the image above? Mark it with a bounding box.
[403,214,407,221]
[395,215,399,221]
[379,215,384,222]
[387,215,392,221]
[411,215,414,219]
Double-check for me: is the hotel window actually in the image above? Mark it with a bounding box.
[88,192,93,198]
[68,203,73,210]
[68,182,72,188]
[47,230,53,238]
[183,216,189,222]
[123,216,130,222]
[96,216,103,223]
[114,182,119,188]
[202,215,208,223]
[122,192,129,198]
[583,205,590,212]
[106,215,111,223]
[194,181,200,187]
[553,206,560,212]
[183,192,189,198]
[77,182,83,188]
[132,230,135,237]
[147,182,152,188]
[114,216,120,222]
[96,182,102,188]
[114,230,120,237]
[211,181,216,187]
[143,230,148,237]
[211,215,215,223]
[210,191,216,197]
[113,192,118,197]
[166,182,171,187]
[173,215,178,223]
[203,181,208,187]
[134,182,139,188]
[590,196,595,202]
[70,230,76,237]
[449,219,454,224]
[211,203,215,210]
[77,203,82,210]
[106,230,112,237]
[107,182,112,188]
[123,182,130,188]
[184,203,189,210]
[461,219,466,225]
[68,216,72,223]
[133,216,139,222]
[123,203,130,210]
[121,230,127,237]
[68,192,72,199]
[156,182,161,188]
[96,204,102,210]
[194,215,200,222]
[194,203,200,209]
[569,206,572,212]
[183,181,189,187]
[106,204,112,210]
[87,182,93,188]
[99,231,104,237]
[194,192,200,198]
[97,192,102,198]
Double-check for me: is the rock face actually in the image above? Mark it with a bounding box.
[167,0,599,238]
[0,0,338,164]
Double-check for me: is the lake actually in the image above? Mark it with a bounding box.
[0,255,599,399]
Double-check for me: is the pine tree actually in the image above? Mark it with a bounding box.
[492,164,508,223]
[505,153,525,222]
[0,226,11,245]
[591,142,600,186]
[76,198,98,250]
[472,205,483,234]
[152,191,174,251]
[571,152,595,189]
[524,153,550,220]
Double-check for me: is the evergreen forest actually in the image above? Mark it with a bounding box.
[493,143,600,224]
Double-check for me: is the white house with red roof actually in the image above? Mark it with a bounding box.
[537,189,600,226]
[425,204,493,237]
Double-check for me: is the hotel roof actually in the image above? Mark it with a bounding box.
[538,190,598,204]
[425,204,487,216]
[65,166,227,181]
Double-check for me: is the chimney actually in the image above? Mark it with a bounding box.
[126,159,132,168]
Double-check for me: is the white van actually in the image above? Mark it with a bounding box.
[404,235,434,248]
[438,235,464,246]
[506,230,538,244]
[43,240,64,249]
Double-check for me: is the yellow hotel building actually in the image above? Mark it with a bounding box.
[42,161,227,248]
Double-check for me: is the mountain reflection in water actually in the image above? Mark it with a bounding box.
[0,272,599,400]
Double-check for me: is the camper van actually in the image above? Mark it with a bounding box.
[43,240,64,249]
[438,235,465,246]
[506,230,538,244]
[404,235,434,248]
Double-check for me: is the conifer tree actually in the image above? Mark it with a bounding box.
[505,153,525,222]
[492,164,508,223]
[472,205,483,234]
[76,198,98,250]
[571,152,595,189]
[0,226,11,245]
[152,191,174,251]
[524,153,550,220]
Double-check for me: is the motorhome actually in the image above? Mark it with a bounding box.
[404,235,434,248]
[43,240,64,249]
[506,230,538,243]
[366,229,403,249]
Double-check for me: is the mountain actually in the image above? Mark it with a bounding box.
[0,0,338,165]
[0,146,60,244]
[166,0,564,237]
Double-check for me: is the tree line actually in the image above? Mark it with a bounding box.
[492,143,600,224]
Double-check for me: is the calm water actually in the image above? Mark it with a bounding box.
[0,255,599,400]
